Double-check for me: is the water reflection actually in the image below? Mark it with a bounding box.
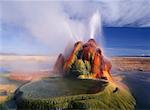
[115,71,150,109]
[19,77,107,98]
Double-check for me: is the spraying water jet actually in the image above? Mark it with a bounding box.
[90,10,102,39]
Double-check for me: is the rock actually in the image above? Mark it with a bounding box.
[63,41,83,71]
[53,39,113,81]
[91,48,103,78]
[53,53,65,74]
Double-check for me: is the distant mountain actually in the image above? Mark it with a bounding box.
[0,52,18,55]
[0,52,49,56]
[112,55,150,57]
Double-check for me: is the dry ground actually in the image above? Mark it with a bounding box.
[111,57,150,72]
[0,84,16,103]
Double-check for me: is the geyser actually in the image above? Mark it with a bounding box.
[53,10,105,79]
[53,38,112,81]
[16,38,135,109]
[9,9,135,110]
[65,10,102,43]
[90,10,102,39]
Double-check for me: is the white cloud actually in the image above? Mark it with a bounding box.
[62,0,150,27]
[1,1,89,54]
[1,0,150,54]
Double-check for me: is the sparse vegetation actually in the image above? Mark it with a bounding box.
[0,94,13,110]
[0,84,16,103]
[0,103,8,110]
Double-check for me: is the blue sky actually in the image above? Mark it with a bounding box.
[103,27,150,56]
[1,23,50,55]
[1,1,150,56]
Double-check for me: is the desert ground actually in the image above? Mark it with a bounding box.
[0,84,16,102]
[1,55,150,72]
[0,55,56,64]
[111,57,150,72]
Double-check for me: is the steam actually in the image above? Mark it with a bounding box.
[1,1,102,55]
[0,56,56,72]
[90,10,102,39]
[1,2,88,54]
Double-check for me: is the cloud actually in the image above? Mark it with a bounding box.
[1,0,150,55]
[1,1,91,54]
[62,0,150,27]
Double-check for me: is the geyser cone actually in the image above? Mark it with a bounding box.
[63,41,83,72]
[53,38,112,81]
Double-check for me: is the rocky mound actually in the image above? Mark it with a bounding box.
[53,39,112,80]
[16,79,135,110]
[14,39,136,110]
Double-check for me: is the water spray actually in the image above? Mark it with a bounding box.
[90,10,102,39]
[65,22,76,42]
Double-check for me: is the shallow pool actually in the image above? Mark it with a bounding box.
[115,71,150,109]
[19,77,107,98]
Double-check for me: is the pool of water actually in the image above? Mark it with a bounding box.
[115,71,150,109]
[0,67,10,73]
[19,77,107,98]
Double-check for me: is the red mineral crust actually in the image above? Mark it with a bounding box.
[53,39,112,81]
[53,54,65,73]
[91,48,103,78]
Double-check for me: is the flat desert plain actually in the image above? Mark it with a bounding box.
[111,57,150,72]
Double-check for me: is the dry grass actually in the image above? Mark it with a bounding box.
[0,84,16,103]
[0,96,7,103]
